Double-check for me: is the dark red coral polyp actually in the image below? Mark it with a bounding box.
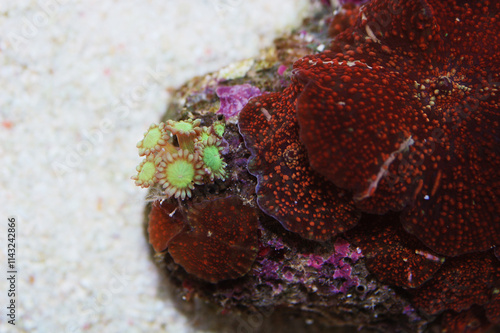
[293,0,500,256]
[148,197,259,283]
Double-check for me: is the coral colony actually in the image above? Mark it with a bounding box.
[133,119,226,198]
[134,0,499,331]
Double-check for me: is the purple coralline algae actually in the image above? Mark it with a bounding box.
[255,236,365,296]
[216,84,262,119]
[277,64,288,76]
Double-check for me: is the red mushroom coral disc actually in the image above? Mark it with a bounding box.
[167,196,259,283]
[441,306,493,333]
[327,3,360,38]
[239,89,360,241]
[485,293,500,326]
[412,252,499,316]
[294,0,500,256]
[148,200,186,253]
[347,214,444,289]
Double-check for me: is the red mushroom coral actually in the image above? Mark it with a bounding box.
[485,293,500,326]
[327,2,360,38]
[148,196,259,283]
[412,252,499,316]
[239,89,360,241]
[148,200,186,253]
[441,306,493,333]
[347,213,444,289]
[293,0,500,256]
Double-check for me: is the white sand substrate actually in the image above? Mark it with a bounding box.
[0,1,312,332]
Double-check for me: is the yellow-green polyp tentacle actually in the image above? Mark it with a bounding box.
[143,127,161,147]
[203,146,223,172]
[157,149,205,199]
[133,117,228,197]
[172,121,195,132]
[212,120,225,138]
[138,160,156,182]
[165,119,202,153]
[198,138,227,181]
[165,159,196,189]
[137,122,176,156]
[132,155,161,188]
[197,126,213,143]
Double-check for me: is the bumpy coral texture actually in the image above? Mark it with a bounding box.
[239,90,360,241]
[293,0,499,256]
[148,196,259,283]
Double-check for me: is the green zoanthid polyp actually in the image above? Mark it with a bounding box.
[132,118,227,199]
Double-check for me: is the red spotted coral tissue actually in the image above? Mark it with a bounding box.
[148,197,259,283]
[240,0,500,257]
[297,0,500,257]
[238,0,499,327]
